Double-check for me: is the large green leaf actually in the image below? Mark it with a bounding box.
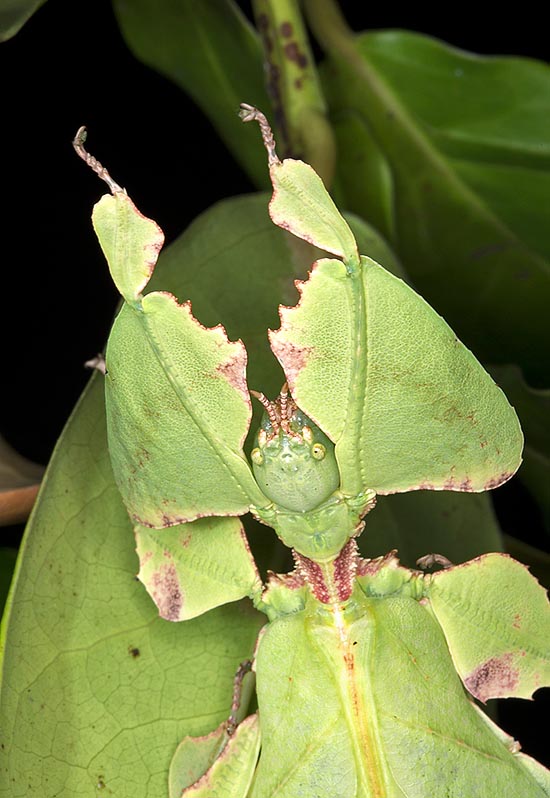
[309,8,550,384]
[0,0,45,40]
[112,0,271,188]
[0,376,263,796]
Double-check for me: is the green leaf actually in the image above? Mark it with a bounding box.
[0,548,17,615]
[270,254,523,496]
[94,193,266,526]
[361,490,503,567]
[313,15,550,383]
[0,375,263,795]
[151,192,404,397]
[112,0,271,188]
[268,158,359,265]
[490,364,550,534]
[93,192,164,305]
[169,714,260,797]
[0,0,45,41]
[428,553,550,701]
[135,516,261,621]
[251,573,549,796]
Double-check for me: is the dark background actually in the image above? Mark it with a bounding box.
[1,0,548,766]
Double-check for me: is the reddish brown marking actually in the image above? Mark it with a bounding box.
[180,532,192,548]
[283,42,308,68]
[513,613,522,630]
[269,336,311,387]
[484,471,513,490]
[280,21,293,37]
[464,653,520,702]
[480,440,488,448]
[150,563,183,621]
[293,552,330,603]
[441,475,474,492]
[357,550,399,577]
[266,569,305,591]
[217,352,249,401]
[333,539,359,601]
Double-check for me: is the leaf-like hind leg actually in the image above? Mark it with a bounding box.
[168,660,260,797]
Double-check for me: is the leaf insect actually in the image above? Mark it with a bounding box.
[76,106,550,798]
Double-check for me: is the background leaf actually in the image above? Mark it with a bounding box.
[112,0,271,188]
[0,0,45,41]
[314,21,550,385]
[360,490,503,566]
[490,365,550,535]
[0,375,263,795]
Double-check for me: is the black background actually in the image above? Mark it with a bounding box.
[1,0,548,767]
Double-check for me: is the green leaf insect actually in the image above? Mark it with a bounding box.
[80,107,550,797]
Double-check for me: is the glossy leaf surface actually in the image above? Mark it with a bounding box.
[361,490,503,566]
[112,0,271,188]
[314,20,550,383]
[0,0,45,40]
[0,376,263,796]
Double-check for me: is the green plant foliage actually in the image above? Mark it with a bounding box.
[112,0,271,188]
[0,376,263,795]
[310,11,550,384]
[0,0,45,40]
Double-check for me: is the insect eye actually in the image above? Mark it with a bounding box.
[251,448,264,466]
[311,443,326,461]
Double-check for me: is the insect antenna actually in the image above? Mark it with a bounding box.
[250,390,280,430]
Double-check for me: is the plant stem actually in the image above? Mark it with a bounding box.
[252,0,336,185]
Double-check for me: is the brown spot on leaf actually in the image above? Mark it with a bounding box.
[280,21,293,37]
[484,471,514,490]
[284,42,308,68]
[269,336,311,388]
[217,351,249,401]
[443,475,473,492]
[513,614,522,630]
[464,653,520,702]
[128,646,140,658]
[150,563,183,621]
